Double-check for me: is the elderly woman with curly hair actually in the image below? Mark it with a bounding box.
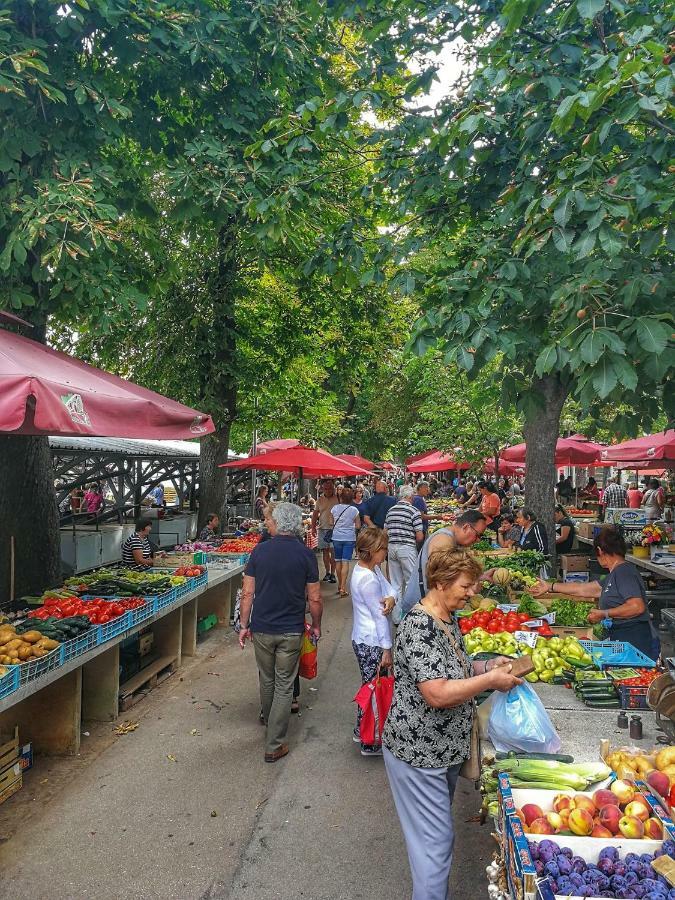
[383,549,522,900]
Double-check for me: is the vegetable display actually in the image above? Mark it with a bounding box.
[463,630,592,682]
[66,569,177,597]
[214,536,260,553]
[529,840,675,898]
[26,596,147,626]
[550,599,595,627]
[0,623,59,664]
[487,550,548,576]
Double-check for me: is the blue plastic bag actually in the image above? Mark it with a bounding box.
[487,682,561,754]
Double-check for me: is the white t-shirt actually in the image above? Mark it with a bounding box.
[350,565,393,649]
[330,503,360,542]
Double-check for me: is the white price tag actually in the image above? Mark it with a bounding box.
[514,631,538,648]
[497,604,519,613]
[523,613,556,627]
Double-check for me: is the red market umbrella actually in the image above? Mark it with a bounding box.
[405,450,438,466]
[255,438,301,453]
[601,430,675,464]
[0,328,214,439]
[483,458,525,476]
[377,461,397,471]
[220,445,371,478]
[502,437,600,467]
[407,451,470,473]
[336,453,375,471]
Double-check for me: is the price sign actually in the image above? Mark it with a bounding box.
[497,604,519,613]
[514,631,538,648]
[523,613,556,627]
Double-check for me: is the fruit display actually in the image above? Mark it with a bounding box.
[172,565,206,578]
[528,840,675,897]
[214,536,261,553]
[605,746,675,792]
[66,569,177,597]
[550,598,596,627]
[515,782,664,840]
[0,623,60,664]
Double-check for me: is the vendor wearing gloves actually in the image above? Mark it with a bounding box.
[533,525,656,660]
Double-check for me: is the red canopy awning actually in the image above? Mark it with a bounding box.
[483,458,525,476]
[336,453,375,471]
[601,430,675,464]
[255,438,301,453]
[220,445,371,477]
[407,451,470,473]
[405,450,438,466]
[377,461,397,471]
[0,328,214,439]
[502,438,600,467]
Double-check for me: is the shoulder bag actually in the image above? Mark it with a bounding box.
[411,603,481,781]
[323,505,350,545]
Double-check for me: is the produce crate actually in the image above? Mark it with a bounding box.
[0,763,22,807]
[616,683,650,709]
[204,552,248,568]
[153,588,178,613]
[173,572,208,599]
[0,667,19,700]
[197,613,218,635]
[15,648,62,686]
[161,552,207,566]
[59,628,99,664]
[579,639,657,669]
[127,602,155,629]
[549,625,594,639]
[96,612,132,644]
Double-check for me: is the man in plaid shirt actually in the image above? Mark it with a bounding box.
[603,476,628,510]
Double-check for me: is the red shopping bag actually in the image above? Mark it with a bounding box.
[353,673,395,746]
[298,623,317,679]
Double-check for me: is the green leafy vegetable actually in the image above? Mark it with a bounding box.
[550,599,594,627]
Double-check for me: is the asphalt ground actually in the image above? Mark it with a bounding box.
[0,577,495,900]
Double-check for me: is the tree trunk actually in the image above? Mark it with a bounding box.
[522,375,569,571]
[0,435,61,598]
[196,222,239,530]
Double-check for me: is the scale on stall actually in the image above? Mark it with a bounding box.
[648,668,675,742]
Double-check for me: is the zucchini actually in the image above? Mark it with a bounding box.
[495,751,575,763]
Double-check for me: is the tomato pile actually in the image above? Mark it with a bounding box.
[173,565,206,577]
[613,668,660,687]
[458,609,533,635]
[28,595,146,625]
[215,536,260,553]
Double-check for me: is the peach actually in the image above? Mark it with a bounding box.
[573,794,597,815]
[598,804,622,835]
[611,779,636,805]
[647,770,670,798]
[644,817,664,839]
[558,808,572,828]
[529,817,555,835]
[521,803,544,826]
[593,789,619,810]
[546,812,563,832]
[624,799,651,823]
[591,823,614,839]
[569,808,594,836]
[552,793,575,813]
[618,814,645,839]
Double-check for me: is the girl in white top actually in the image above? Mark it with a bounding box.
[330,487,361,596]
[349,527,395,756]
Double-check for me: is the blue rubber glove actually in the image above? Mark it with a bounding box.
[601,617,613,629]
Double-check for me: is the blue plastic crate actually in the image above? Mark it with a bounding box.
[174,572,208,599]
[127,602,155,629]
[96,612,132,644]
[0,666,19,699]
[154,588,178,612]
[59,628,99,664]
[204,552,248,568]
[579,639,656,668]
[16,649,62,686]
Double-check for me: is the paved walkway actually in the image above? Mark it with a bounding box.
[0,581,494,899]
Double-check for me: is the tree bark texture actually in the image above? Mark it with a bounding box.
[0,435,61,598]
[522,375,569,570]
[197,222,239,529]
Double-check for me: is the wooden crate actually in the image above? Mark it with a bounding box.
[0,726,19,772]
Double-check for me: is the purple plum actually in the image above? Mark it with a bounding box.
[571,856,587,874]
[598,857,615,876]
[641,853,655,864]
[556,854,572,876]
[569,872,585,888]
[626,853,641,865]
[663,840,675,858]
[534,859,544,876]
[560,846,574,860]
[538,839,559,855]
[544,860,560,879]
[528,840,540,860]
[611,874,628,892]
[599,846,620,862]
[638,862,655,879]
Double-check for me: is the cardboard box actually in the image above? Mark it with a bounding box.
[561,554,589,573]
[19,742,32,771]
[550,624,594,639]
[0,726,19,772]
[577,521,596,539]
[606,508,648,526]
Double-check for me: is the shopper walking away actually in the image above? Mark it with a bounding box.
[311,478,338,583]
[383,549,521,900]
[384,486,424,602]
[362,479,397,529]
[626,482,643,509]
[603,476,628,511]
[400,509,488,618]
[239,503,322,762]
[642,478,665,522]
[330,487,361,597]
[411,481,432,537]
[350,528,395,756]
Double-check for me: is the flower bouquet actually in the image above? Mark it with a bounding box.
[642,524,667,546]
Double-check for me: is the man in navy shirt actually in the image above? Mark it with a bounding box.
[411,480,432,536]
[362,479,397,528]
[239,503,322,763]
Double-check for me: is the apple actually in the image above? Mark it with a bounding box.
[624,799,651,823]
[521,803,544,826]
[591,823,614,839]
[592,789,619,810]
[546,812,563,832]
[618,815,644,839]
[529,817,555,835]
[610,779,636,806]
[644,817,664,839]
[573,794,597,815]
[598,804,622,835]
[552,793,575,813]
[647,770,670,798]
[569,808,594,836]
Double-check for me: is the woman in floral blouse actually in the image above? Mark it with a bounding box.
[382,549,521,900]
